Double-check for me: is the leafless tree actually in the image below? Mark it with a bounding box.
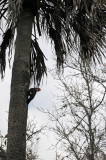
[48,59,106,160]
[26,119,44,160]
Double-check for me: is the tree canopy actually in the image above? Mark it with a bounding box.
[0,0,106,84]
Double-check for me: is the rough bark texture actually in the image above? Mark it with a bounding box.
[7,10,33,160]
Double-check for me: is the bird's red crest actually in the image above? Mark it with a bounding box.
[36,88,41,92]
[38,88,41,91]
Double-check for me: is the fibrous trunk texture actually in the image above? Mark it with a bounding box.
[7,10,33,160]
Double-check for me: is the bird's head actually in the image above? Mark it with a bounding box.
[35,88,41,92]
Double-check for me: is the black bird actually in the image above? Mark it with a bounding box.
[27,88,41,104]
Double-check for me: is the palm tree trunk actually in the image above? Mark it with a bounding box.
[7,10,33,160]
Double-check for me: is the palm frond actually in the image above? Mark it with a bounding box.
[40,1,67,69]
[0,26,13,78]
[30,39,47,85]
[0,0,106,83]
[71,1,106,62]
[40,0,106,66]
[0,0,8,20]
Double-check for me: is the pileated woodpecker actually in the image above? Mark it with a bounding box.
[27,88,41,104]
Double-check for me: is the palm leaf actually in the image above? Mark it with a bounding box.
[30,39,47,85]
[0,0,106,82]
[0,26,13,77]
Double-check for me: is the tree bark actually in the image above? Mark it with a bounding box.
[7,10,33,160]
